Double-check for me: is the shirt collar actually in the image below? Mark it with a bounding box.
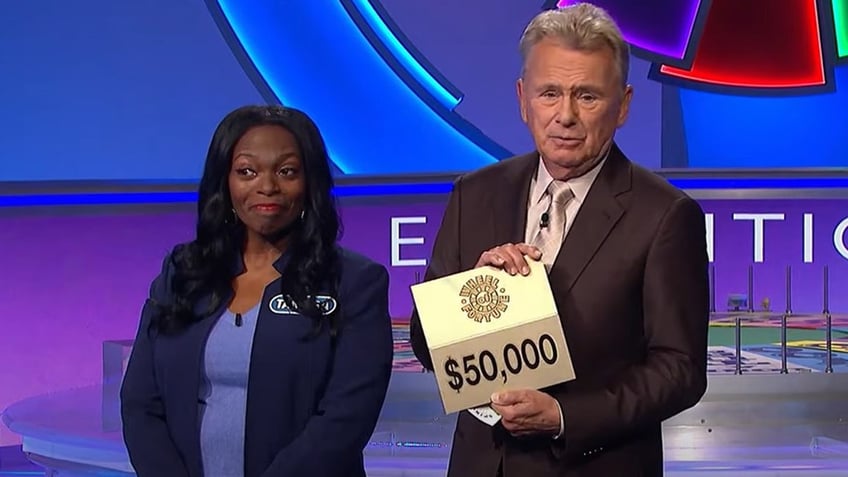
[529,148,609,206]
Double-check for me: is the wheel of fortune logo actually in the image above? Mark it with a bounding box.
[459,275,510,323]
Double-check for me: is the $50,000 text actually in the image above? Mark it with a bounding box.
[443,333,559,393]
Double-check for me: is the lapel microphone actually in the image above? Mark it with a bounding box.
[540,211,550,228]
[235,313,243,327]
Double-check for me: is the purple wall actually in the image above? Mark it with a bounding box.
[2,194,847,444]
[0,211,193,444]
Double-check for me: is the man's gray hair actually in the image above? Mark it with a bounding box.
[519,3,630,87]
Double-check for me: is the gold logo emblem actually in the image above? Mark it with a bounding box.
[459,275,510,323]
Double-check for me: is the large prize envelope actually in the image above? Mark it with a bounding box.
[411,259,576,414]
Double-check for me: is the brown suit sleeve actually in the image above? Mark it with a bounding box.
[553,196,710,458]
[410,177,464,371]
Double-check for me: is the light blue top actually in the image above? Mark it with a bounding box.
[198,304,260,477]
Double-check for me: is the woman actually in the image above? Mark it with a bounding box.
[121,105,394,477]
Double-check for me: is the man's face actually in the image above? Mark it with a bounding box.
[517,38,632,178]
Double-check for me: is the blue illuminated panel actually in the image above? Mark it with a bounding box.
[680,67,848,167]
[347,0,461,110]
[4,177,848,207]
[211,0,503,174]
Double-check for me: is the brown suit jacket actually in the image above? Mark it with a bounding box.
[410,146,709,477]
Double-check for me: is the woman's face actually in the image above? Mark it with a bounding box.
[228,124,306,240]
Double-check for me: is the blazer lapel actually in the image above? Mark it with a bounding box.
[491,152,539,245]
[550,144,632,292]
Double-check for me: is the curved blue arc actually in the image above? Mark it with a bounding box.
[213,0,498,175]
[350,0,461,109]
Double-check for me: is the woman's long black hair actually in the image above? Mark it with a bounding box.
[154,105,341,336]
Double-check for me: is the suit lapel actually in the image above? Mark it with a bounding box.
[550,144,632,292]
[491,152,539,245]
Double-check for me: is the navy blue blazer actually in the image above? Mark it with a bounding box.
[120,247,393,477]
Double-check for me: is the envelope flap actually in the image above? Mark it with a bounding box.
[410,259,557,348]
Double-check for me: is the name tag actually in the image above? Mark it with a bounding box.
[268,294,338,316]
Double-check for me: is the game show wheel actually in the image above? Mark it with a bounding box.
[660,0,826,90]
[554,0,846,93]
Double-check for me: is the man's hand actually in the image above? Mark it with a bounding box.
[475,243,542,276]
[490,389,562,437]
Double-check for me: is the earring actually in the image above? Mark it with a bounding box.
[300,209,305,220]
[230,208,239,224]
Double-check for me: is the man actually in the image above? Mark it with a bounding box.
[409,3,709,476]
